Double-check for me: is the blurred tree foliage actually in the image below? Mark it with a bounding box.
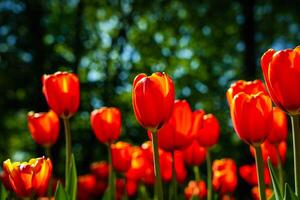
[1,0,300,198]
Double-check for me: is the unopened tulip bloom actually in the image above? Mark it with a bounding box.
[3,157,52,197]
[132,72,175,130]
[261,46,300,115]
[43,71,80,118]
[91,107,121,144]
[239,164,271,186]
[90,161,109,180]
[267,107,288,144]
[27,110,60,147]
[230,92,273,145]
[182,140,206,166]
[226,80,266,107]
[77,174,97,200]
[184,180,207,200]
[111,141,132,173]
[196,114,220,148]
[212,159,237,194]
[150,100,194,151]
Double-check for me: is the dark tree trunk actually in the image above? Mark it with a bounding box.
[241,0,256,79]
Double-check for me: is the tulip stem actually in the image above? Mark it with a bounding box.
[151,130,164,200]
[193,166,201,181]
[108,143,116,200]
[291,115,300,195]
[254,145,266,200]
[275,144,284,192]
[63,117,72,184]
[206,149,212,200]
[45,147,52,198]
[169,151,177,200]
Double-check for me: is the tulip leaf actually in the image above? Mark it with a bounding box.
[54,182,68,200]
[190,195,198,200]
[283,183,298,200]
[268,158,283,200]
[0,183,7,200]
[268,194,276,200]
[66,154,77,200]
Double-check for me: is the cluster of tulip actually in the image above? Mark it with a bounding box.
[0,45,299,200]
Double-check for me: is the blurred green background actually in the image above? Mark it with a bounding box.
[0,0,299,199]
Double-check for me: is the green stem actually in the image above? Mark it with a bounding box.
[151,130,164,200]
[63,117,72,185]
[169,151,177,200]
[206,149,212,200]
[254,145,266,200]
[45,147,52,198]
[193,166,201,181]
[291,115,300,196]
[108,143,116,200]
[275,144,284,192]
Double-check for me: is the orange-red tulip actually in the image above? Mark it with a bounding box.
[182,140,207,166]
[226,80,266,107]
[111,141,132,173]
[0,170,12,191]
[150,100,193,151]
[261,46,300,115]
[230,92,273,145]
[132,72,175,130]
[90,107,121,144]
[90,161,109,180]
[196,113,220,148]
[77,174,96,200]
[212,159,237,194]
[27,110,60,147]
[42,71,80,118]
[267,107,288,144]
[190,110,205,136]
[239,164,271,186]
[184,180,207,200]
[3,157,52,197]
[251,186,273,200]
[250,141,287,167]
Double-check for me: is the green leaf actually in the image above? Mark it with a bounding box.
[190,195,198,200]
[54,182,68,200]
[66,154,77,200]
[268,194,276,200]
[268,158,283,200]
[283,183,298,200]
[0,183,7,200]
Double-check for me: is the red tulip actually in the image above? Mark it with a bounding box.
[126,180,137,197]
[90,107,121,144]
[212,159,237,194]
[116,179,125,200]
[132,72,175,130]
[251,186,273,200]
[196,114,220,148]
[239,164,271,186]
[267,107,288,144]
[174,151,188,184]
[226,80,266,107]
[250,141,287,167]
[90,161,109,180]
[111,141,132,173]
[190,110,205,136]
[149,100,194,151]
[3,157,52,197]
[261,46,300,115]
[0,170,12,191]
[93,180,107,196]
[77,174,96,200]
[230,92,273,145]
[184,180,207,200]
[42,71,80,118]
[182,140,207,166]
[27,110,60,147]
